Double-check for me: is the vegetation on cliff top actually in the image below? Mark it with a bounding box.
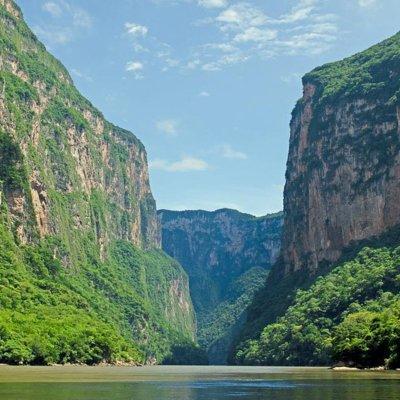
[303,31,400,104]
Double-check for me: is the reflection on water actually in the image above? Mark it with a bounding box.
[0,366,399,400]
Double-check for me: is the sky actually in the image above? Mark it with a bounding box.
[17,0,400,216]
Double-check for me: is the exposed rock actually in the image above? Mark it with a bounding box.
[282,33,400,274]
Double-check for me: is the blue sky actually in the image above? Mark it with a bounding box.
[18,0,400,215]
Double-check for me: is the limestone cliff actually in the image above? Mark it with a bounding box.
[232,31,400,363]
[282,32,400,274]
[159,208,283,363]
[0,0,195,365]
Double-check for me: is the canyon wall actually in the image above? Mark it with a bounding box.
[0,0,195,364]
[282,32,400,274]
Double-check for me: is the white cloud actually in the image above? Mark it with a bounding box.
[202,52,249,71]
[189,0,339,71]
[199,91,210,97]
[156,119,179,135]
[216,3,267,29]
[358,0,377,7]
[233,27,277,43]
[126,61,144,79]
[150,157,209,172]
[42,2,62,17]
[219,144,247,160]
[203,42,238,52]
[126,61,144,71]
[125,22,149,37]
[121,0,339,74]
[275,0,317,24]
[198,0,228,8]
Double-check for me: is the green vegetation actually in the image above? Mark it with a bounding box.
[0,1,197,365]
[0,217,195,365]
[235,246,400,368]
[162,340,209,365]
[303,31,400,105]
[0,130,27,191]
[198,267,268,351]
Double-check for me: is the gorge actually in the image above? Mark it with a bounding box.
[0,0,400,370]
[159,208,282,364]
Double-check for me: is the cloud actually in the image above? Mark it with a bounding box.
[198,0,228,8]
[126,61,144,79]
[276,0,317,24]
[42,2,62,17]
[156,119,179,135]
[186,0,339,71]
[121,0,339,74]
[150,157,209,172]
[218,144,247,159]
[233,27,277,43]
[199,91,210,97]
[126,61,144,71]
[123,23,182,73]
[216,3,267,29]
[202,52,249,71]
[125,22,149,37]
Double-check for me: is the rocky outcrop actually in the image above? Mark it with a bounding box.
[282,32,400,274]
[159,208,283,363]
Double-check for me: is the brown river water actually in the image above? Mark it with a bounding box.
[0,365,399,399]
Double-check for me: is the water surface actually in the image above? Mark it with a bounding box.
[0,365,399,400]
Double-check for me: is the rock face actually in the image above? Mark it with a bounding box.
[282,32,400,274]
[0,0,195,363]
[159,208,283,363]
[231,32,400,363]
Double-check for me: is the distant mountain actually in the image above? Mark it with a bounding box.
[158,208,283,364]
[233,31,400,368]
[0,0,196,365]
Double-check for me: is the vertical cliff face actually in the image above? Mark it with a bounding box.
[232,32,400,363]
[282,32,400,274]
[0,0,159,254]
[0,0,195,365]
[159,208,283,363]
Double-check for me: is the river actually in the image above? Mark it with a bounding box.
[0,365,399,399]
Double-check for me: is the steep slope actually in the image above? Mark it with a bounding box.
[0,0,195,364]
[159,208,283,363]
[283,31,400,275]
[233,31,400,365]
